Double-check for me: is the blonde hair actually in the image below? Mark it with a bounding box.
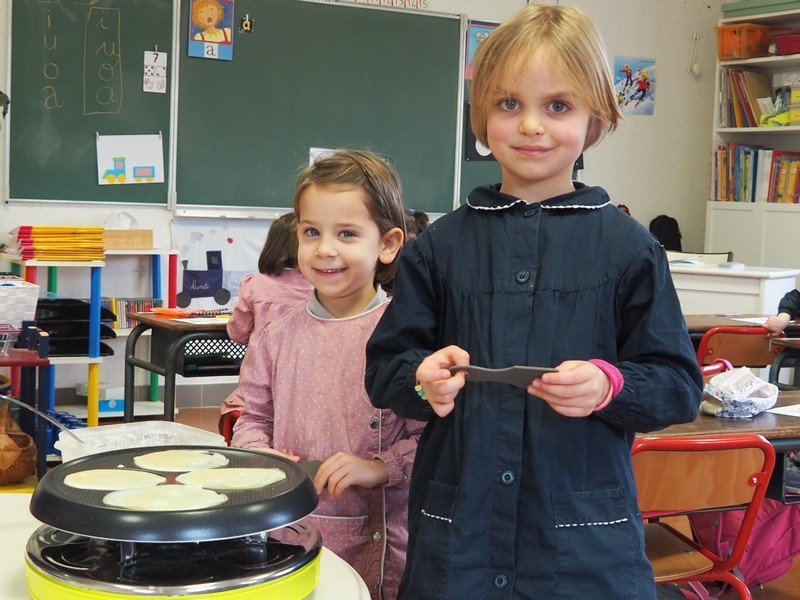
[292,149,407,286]
[469,4,621,150]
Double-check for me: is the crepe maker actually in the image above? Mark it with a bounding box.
[25,445,321,599]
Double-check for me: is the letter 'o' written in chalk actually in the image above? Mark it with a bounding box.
[84,7,123,115]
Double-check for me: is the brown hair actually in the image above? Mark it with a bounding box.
[258,212,299,276]
[404,209,429,242]
[469,4,621,151]
[292,149,406,286]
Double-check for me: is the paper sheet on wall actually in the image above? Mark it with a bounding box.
[96,134,165,185]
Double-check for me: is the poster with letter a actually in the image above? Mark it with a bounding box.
[188,0,234,61]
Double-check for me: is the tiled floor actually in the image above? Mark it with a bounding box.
[174,407,800,599]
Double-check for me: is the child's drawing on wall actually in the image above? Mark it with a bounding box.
[614,55,656,116]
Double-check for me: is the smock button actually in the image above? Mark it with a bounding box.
[515,270,530,283]
[369,418,379,429]
[494,574,508,589]
[372,531,382,541]
[524,208,537,217]
[500,470,515,485]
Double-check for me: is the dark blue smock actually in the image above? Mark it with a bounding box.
[365,184,702,599]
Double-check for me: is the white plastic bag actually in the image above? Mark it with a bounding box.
[700,367,778,419]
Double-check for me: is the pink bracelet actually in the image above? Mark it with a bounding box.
[588,359,624,412]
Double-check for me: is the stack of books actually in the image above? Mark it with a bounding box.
[1,225,105,261]
[711,143,800,204]
[719,68,773,128]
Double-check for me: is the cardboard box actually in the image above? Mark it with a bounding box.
[103,229,153,250]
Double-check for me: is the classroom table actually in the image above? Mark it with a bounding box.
[646,390,800,503]
[123,312,245,422]
[0,492,370,600]
[684,314,800,336]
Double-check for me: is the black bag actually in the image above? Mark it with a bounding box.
[649,215,682,251]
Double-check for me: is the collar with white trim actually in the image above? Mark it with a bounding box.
[465,182,612,212]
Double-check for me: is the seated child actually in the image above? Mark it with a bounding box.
[765,289,800,333]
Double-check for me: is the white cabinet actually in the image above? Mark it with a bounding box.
[706,8,800,269]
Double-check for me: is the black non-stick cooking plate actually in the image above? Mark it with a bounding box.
[30,445,318,543]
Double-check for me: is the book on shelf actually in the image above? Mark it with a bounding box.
[718,68,774,128]
[101,297,164,329]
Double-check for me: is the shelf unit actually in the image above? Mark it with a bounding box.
[103,249,179,406]
[1,249,179,426]
[0,257,104,426]
[707,8,800,269]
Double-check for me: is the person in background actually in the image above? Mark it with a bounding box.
[231,149,425,600]
[219,212,312,419]
[365,5,702,599]
[404,209,429,242]
[617,203,631,215]
[765,288,800,333]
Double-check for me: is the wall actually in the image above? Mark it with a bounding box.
[0,0,721,399]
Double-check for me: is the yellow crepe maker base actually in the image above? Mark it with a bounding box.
[26,552,320,600]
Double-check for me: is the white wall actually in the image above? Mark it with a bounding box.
[0,0,721,393]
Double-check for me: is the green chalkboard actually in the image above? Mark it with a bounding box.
[176,0,461,214]
[9,0,172,203]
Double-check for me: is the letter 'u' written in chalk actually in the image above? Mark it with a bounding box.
[41,7,64,110]
[84,7,123,115]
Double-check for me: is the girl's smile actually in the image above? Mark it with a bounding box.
[486,51,590,202]
[296,183,401,318]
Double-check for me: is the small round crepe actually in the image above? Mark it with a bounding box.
[103,484,228,511]
[132,449,229,472]
[176,467,286,490]
[64,469,166,491]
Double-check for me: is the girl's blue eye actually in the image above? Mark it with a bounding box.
[340,230,356,239]
[549,101,569,113]
[304,227,319,237]
[500,98,519,111]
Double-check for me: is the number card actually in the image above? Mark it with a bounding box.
[143,51,168,94]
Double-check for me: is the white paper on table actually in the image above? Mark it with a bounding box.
[173,317,230,325]
[731,317,768,325]
[767,404,800,417]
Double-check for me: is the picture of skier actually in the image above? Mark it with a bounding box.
[627,70,650,108]
[614,55,656,116]
[619,63,633,89]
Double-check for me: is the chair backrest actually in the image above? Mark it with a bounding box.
[632,434,775,572]
[666,250,734,264]
[696,326,783,367]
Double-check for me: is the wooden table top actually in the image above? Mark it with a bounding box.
[129,311,229,332]
[684,314,800,334]
[772,337,800,351]
[648,390,800,441]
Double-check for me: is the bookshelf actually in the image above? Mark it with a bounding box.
[706,8,800,269]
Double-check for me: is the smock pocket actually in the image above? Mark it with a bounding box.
[309,514,370,566]
[405,480,457,598]
[552,487,642,599]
